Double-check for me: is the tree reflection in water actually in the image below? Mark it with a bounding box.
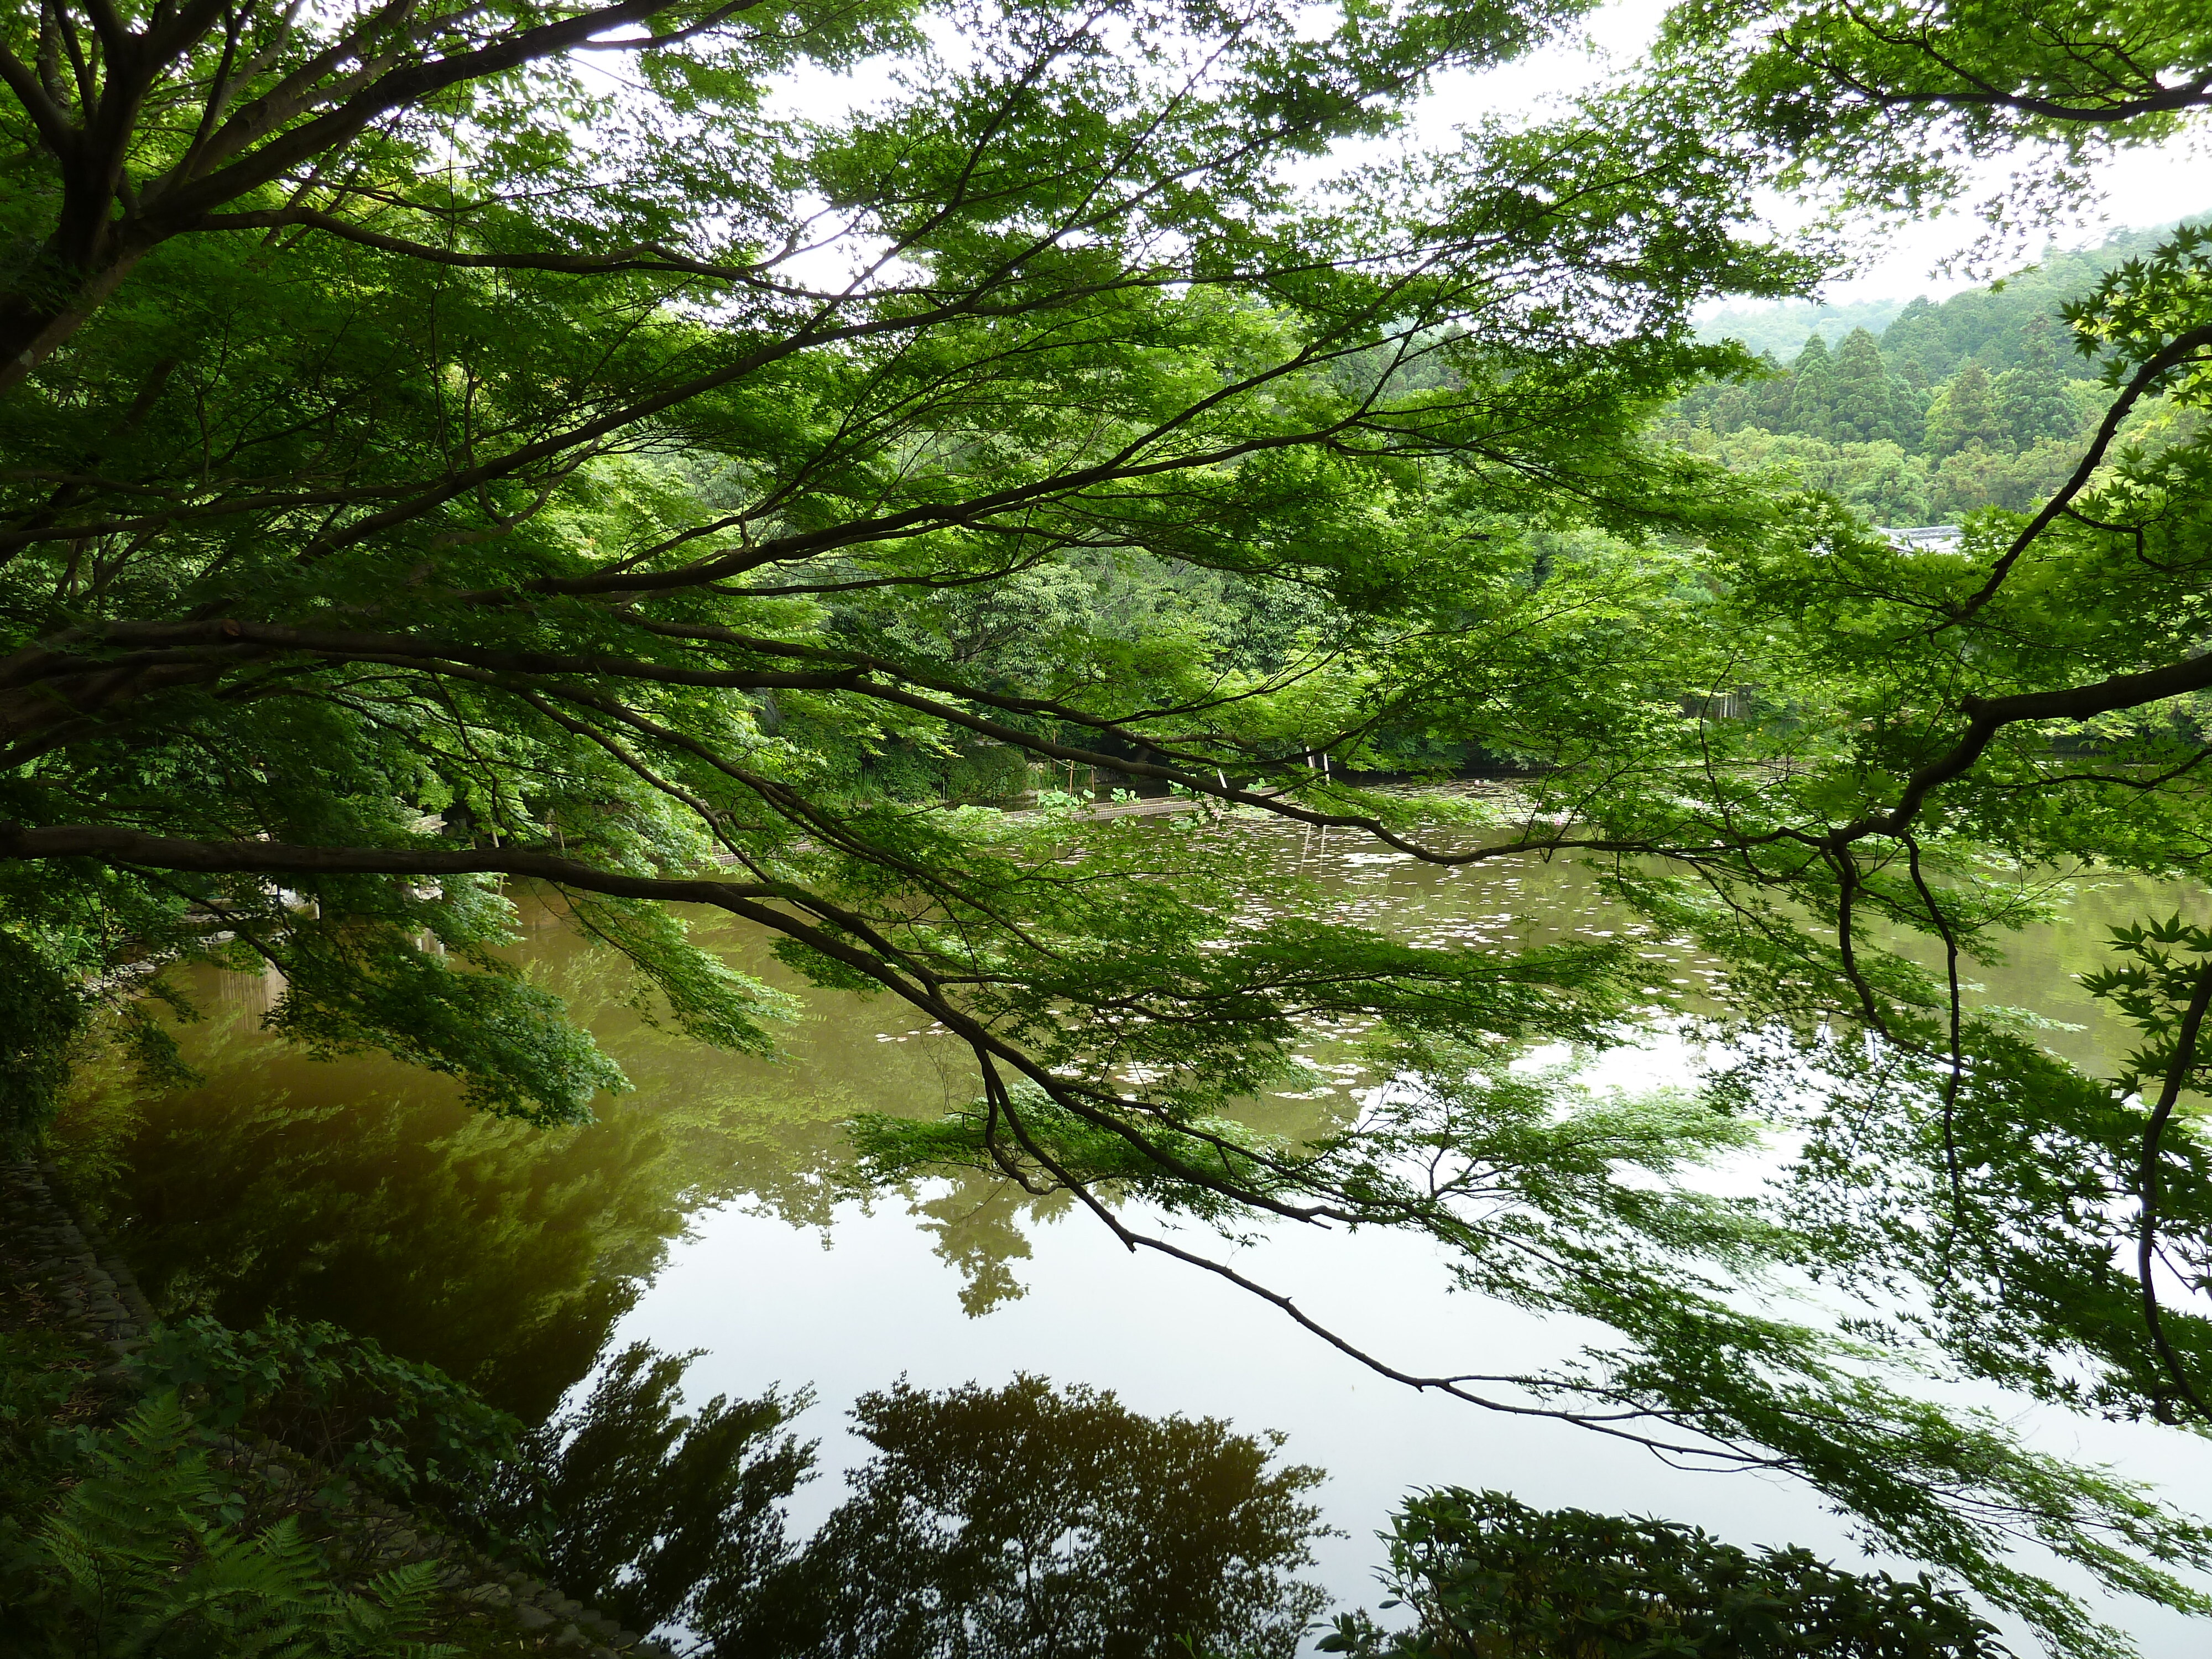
[497,1343,817,1642]
[47,915,992,1421]
[513,1352,1331,1659]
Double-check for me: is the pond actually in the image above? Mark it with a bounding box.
[53,809,2212,1655]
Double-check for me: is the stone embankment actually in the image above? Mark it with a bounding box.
[2,1156,673,1658]
[1,1157,155,1378]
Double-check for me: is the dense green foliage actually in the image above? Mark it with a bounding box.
[1696,224,2197,364]
[5,0,2212,1649]
[1671,223,2209,524]
[18,1396,457,1659]
[131,1316,524,1513]
[1656,0,2210,226]
[0,1312,510,1656]
[1321,1489,2006,1658]
[0,931,85,1155]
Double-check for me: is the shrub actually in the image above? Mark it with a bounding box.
[134,1315,520,1516]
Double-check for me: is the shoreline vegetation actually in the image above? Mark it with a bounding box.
[0,1154,673,1658]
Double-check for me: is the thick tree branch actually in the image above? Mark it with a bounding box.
[1943,321,2212,628]
[0,821,779,891]
[192,206,788,283]
[1835,649,2212,845]
[2136,958,2212,1423]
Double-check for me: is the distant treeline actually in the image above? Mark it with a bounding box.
[1668,220,2208,526]
[1692,222,2194,361]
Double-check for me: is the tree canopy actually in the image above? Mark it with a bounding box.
[6,0,2212,1650]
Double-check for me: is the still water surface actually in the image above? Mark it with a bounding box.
[64,815,2212,1653]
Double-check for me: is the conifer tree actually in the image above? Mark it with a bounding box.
[1828,327,1910,444]
[1751,349,1799,427]
[1782,332,1838,435]
[1994,316,2083,445]
[1879,296,1955,384]
[1705,378,1764,433]
[1920,361,2007,455]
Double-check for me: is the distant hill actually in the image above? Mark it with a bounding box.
[1667,218,2211,528]
[1695,298,1905,359]
[1695,220,2203,374]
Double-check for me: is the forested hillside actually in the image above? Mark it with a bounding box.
[1669,220,2208,524]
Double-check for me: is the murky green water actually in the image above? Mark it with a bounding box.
[53,814,2212,1652]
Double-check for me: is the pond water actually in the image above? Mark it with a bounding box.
[56,812,2212,1655]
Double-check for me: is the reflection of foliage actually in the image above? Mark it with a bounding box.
[1319,1042,1769,1294]
[850,1085,1293,1223]
[565,898,801,1056]
[1289,1037,2212,1656]
[1744,966,2212,1432]
[1321,1488,2005,1658]
[729,1376,1331,1659]
[494,1343,814,1640]
[260,913,635,1125]
[82,1056,693,1422]
[54,922,925,1420]
[907,1179,1075,1318]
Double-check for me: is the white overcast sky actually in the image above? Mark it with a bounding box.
[1438,0,2212,306]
